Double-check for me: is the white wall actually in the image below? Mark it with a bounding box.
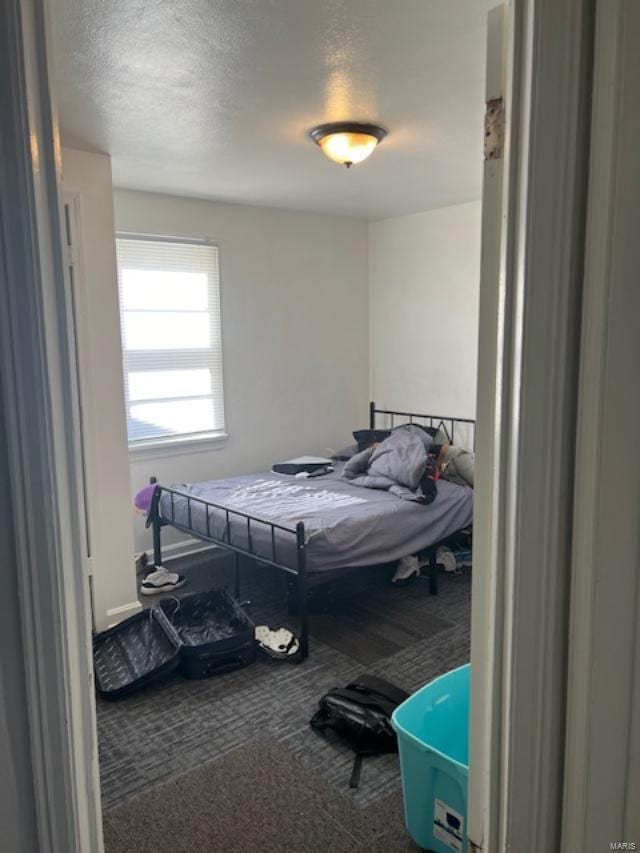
[61,149,140,630]
[113,190,370,553]
[369,201,481,420]
[64,179,477,566]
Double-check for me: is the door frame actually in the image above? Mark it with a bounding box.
[0,0,103,850]
[63,192,96,607]
[468,0,594,850]
[562,1,640,848]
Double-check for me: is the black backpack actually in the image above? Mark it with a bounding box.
[310,674,409,788]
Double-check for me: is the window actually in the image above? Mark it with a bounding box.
[116,235,225,448]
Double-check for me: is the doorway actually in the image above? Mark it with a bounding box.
[3,0,632,849]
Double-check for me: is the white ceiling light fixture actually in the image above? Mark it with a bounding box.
[309,122,388,168]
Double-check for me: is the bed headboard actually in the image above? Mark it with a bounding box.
[369,401,476,450]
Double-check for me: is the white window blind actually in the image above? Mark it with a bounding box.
[116,235,225,447]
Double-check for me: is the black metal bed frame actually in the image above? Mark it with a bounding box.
[369,401,476,449]
[147,402,475,661]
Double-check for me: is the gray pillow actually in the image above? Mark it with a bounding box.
[331,444,359,461]
[441,446,475,487]
[434,427,451,445]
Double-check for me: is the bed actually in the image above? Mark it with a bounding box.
[147,403,475,659]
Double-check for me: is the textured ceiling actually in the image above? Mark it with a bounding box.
[52,0,492,219]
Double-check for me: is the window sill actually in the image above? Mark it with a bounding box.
[128,431,228,462]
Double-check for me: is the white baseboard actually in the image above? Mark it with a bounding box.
[106,599,143,628]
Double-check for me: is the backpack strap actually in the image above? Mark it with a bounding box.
[346,674,409,708]
[311,711,368,789]
[349,754,363,789]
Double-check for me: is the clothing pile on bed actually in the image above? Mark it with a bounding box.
[336,423,474,491]
[342,426,440,503]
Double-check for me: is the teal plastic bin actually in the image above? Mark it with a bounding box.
[391,664,470,853]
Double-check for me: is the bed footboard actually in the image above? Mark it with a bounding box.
[147,484,310,659]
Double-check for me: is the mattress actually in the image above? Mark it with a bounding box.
[159,463,473,575]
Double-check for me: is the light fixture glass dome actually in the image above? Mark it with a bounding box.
[310,122,387,167]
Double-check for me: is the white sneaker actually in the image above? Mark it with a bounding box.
[436,546,458,573]
[392,555,421,583]
[255,625,300,659]
[140,567,187,596]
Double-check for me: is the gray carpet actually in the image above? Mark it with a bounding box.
[311,595,453,665]
[98,552,471,851]
[103,738,418,853]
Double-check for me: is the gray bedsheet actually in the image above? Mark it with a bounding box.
[159,464,473,574]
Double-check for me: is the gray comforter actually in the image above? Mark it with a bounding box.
[341,427,433,500]
[159,461,473,575]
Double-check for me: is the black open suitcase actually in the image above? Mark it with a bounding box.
[93,608,182,701]
[159,589,256,679]
[93,589,255,699]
